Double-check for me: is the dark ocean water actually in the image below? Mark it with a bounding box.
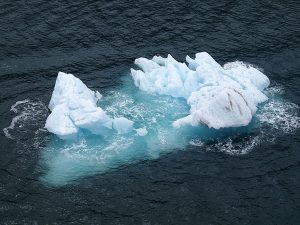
[1,0,300,224]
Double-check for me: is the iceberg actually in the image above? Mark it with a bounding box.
[37,53,278,186]
[45,72,133,139]
[131,52,270,129]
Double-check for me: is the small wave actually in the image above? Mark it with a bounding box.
[208,135,262,155]
[264,85,285,96]
[3,99,49,147]
[223,61,264,73]
[189,139,204,147]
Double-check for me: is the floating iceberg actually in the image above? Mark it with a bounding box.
[45,72,133,139]
[46,53,270,139]
[131,52,270,129]
[37,53,278,186]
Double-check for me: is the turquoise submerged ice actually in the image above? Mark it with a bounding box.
[42,52,271,186]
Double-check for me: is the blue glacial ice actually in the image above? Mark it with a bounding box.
[39,52,295,186]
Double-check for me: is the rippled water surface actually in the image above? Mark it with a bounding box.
[1,1,300,224]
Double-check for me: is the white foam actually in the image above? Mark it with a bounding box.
[10,99,30,113]
[3,113,29,139]
[189,139,204,147]
[264,85,285,96]
[208,135,262,155]
[257,100,300,133]
[3,99,48,140]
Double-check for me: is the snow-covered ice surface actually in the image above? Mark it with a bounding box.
[4,53,300,186]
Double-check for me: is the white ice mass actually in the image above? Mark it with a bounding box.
[46,53,270,139]
[131,52,270,129]
[45,72,133,139]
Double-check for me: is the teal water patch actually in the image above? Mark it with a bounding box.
[40,74,259,186]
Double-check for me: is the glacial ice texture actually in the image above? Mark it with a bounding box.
[131,52,270,129]
[45,72,133,139]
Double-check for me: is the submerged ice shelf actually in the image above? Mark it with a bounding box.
[4,52,298,186]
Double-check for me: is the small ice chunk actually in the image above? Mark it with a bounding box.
[113,117,134,134]
[135,127,148,136]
